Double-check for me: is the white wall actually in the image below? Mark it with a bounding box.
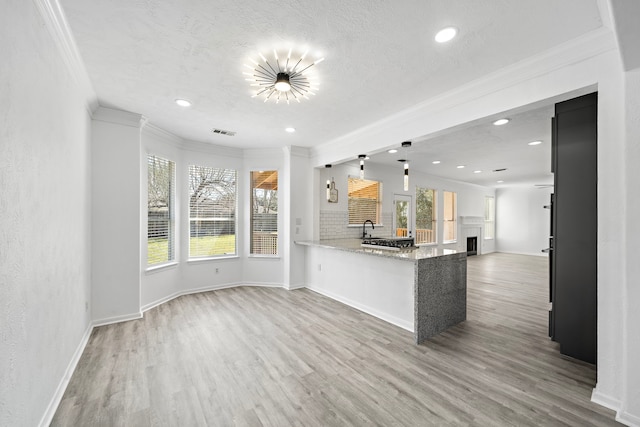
[623,67,640,424]
[92,109,142,324]
[496,186,553,256]
[0,1,93,425]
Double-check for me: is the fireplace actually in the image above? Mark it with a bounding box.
[467,236,478,256]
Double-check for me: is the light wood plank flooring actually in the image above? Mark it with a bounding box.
[52,253,619,426]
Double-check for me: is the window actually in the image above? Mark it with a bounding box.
[416,187,437,244]
[348,177,381,225]
[250,170,278,255]
[189,166,237,258]
[147,155,175,266]
[484,196,495,239]
[443,190,457,243]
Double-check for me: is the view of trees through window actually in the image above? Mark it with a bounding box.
[189,166,237,257]
[250,171,278,255]
[416,187,437,244]
[147,155,175,266]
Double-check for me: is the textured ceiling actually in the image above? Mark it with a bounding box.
[59,0,603,185]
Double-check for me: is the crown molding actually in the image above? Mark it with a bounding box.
[141,122,184,147]
[181,138,244,158]
[33,0,98,114]
[311,27,617,167]
[92,106,144,127]
[285,146,312,159]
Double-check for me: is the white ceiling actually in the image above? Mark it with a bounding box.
[59,0,605,187]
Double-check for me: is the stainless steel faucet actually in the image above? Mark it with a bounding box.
[362,219,375,239]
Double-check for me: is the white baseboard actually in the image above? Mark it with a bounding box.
[140,282,285,314]
[306,285,414,332]
[92,311,143,327]
[495,250,547,257]
[617,410,640,427]
[591,388,621,413]
[38,322,93,427]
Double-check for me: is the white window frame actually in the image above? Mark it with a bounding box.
[250,170,279,256]
[484,195,495,240]
[147,154,176,267]
[188,165,237,259]
[348,177,382,225]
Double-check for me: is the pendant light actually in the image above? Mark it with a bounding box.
[401,141,412,191]
[404,161,409,191]
[358,154,366,179]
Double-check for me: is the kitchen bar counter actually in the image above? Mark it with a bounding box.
[295,239,459,261]
[296,239,467,343]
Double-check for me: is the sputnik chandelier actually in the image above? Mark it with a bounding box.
[244,47,324,104]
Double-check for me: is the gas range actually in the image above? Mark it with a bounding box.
[361,237,416,251]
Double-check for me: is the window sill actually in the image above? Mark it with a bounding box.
[145,262,179,274]
[188,255,239,263]
[416,242,438,247]
[443,240,458,245]
[484,237,494,241]
[248,254,280,259]
[347,224,384,228]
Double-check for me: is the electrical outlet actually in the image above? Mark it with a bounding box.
[215,267,219,274]
[85,301,88,312]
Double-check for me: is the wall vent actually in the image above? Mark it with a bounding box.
[211,128,236,136]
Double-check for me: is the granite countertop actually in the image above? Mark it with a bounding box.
[295,239,461,262]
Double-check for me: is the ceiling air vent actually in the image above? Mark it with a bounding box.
[211,128,236,136]
[493,168,507,172]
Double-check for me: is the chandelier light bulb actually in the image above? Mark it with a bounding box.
[275,73,291,92]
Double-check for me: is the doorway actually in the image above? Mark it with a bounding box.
[394,194,412,238]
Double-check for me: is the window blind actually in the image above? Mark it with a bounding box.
[189,165,237,258]
[147,155,175,266]
[348,178,381,224]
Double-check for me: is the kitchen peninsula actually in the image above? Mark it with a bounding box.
[296,239,467,344]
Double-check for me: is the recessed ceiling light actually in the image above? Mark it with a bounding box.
[497,180,504,183]
[493,118,510,126]
[365,156,370,160]
[285,127,296,133]
[457,165,465,169]
[432,160,441,164]
[175,99,191,107]
[388,149,398,154]
[435,27,458,43]
[474,170,482,174]
[528,140,542,146]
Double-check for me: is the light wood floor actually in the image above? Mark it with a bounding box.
[52,253,619,426]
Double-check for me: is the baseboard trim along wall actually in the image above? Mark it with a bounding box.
[306,285,414,333]
[38,322,93,427]
[92,312,143,328]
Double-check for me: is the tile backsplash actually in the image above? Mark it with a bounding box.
[320,211,393,240]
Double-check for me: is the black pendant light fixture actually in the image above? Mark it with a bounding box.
[359,154,366,179]
[401,141,411,191]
